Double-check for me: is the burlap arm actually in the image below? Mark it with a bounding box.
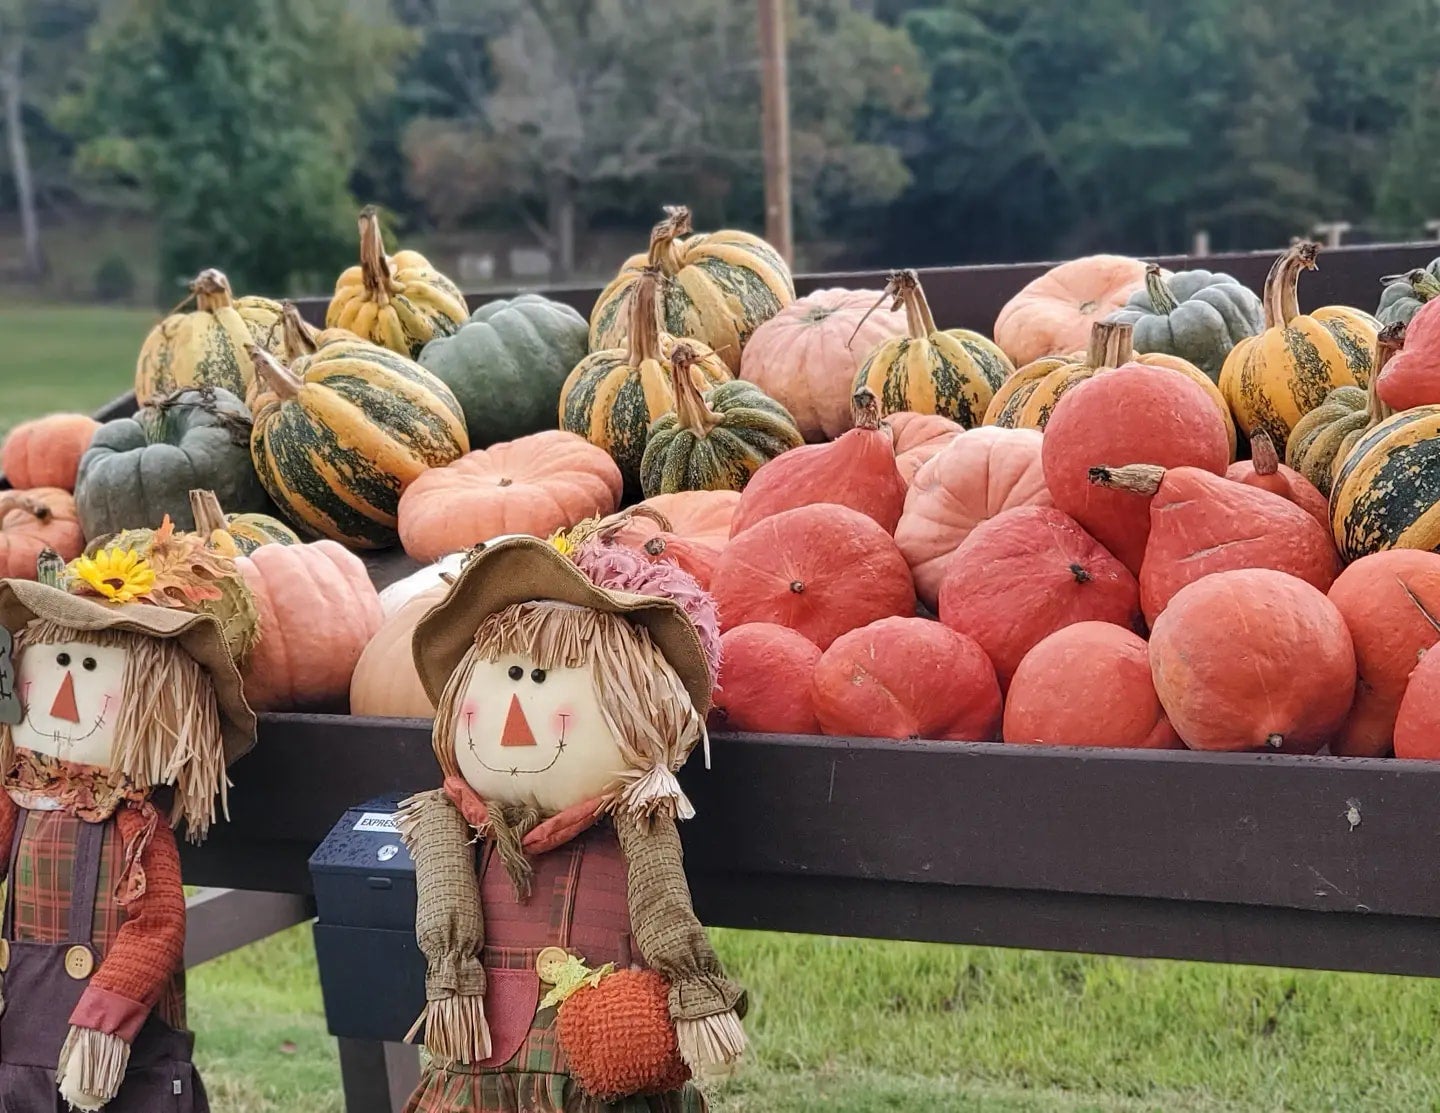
[615,811,748,1074]
[396,790,492,1064]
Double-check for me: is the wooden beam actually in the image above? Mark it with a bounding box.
[756,0,793,264]
[183,888,314,967]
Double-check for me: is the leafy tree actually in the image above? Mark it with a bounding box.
[68,0,414,300]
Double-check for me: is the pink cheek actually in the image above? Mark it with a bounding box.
[460,699,479,721]
[551,708,576,736]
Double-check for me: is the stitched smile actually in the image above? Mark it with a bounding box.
[466,712,569,777]
[26,697,111,750]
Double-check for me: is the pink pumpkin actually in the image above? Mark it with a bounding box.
[887,411,963,485]
[740,288,908,442]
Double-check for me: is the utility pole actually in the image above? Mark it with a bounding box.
[757,0,793,264]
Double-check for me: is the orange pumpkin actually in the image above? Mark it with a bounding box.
[1,414,101,492]
[238,541,384,712]
[729,389,907,537]
[711,623,822,735]
[1376,299,1440,410]
[887,411,963,485]
[1393,647,1440,760]
[629,531,722,592]
[398,430,623,562]
[611,490,737,546]
[1225,431,1329,530]
[993,254,1152,367]
[712,503,916,649]
[1149,569,1355,753]
[895,426,1051,611]
[350,582,448,719]
[1003,622,1181,749]
[0,489,86,579]
[812,616,1002,742]
[1327,550,1440,757]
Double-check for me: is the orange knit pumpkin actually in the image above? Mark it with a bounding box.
[350,582,449,719]
[238,540,384,711]
[812,616,1002,741]
[1089,464,1339,626]
[937,505,1139,692]
[993,254,1151,366]
[887,411,963,485]
[399,430,622,562]
[1003,622,1181,749]
[556,969,690,1100]
[0,489,86,579]
[1225,432,1329,530]
[1327,550,1440,757]
[1149,569,1355,753]
[712,623,822,734]
[712,503,916,649]
[1,413,101,492]
[729,389,906,537]
[895,426,1051,611]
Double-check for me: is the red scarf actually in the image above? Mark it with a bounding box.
[442,775,603,855]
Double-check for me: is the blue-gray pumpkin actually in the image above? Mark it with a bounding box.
[418,294,589,448]
[1376,260,1440,327]
[1108,265,1263,381]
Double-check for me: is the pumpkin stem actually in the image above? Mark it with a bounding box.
[1249,431,1281,476]
[1265,733,1284,750]
[191,269,236,313]
[188,489,229,536]
[850,387,884,431]
[1398,579,1440,637]
[1143,264,1180,316]
[1381,269,1440,303]
[625,266,665,366]
[1262,242,1320,330]
[281,301,320,359]
[1086,320,1134,369]
[357,205,396,303]
[885,269,938,339]
[1087,463,1165,495]
[247,344,303,401]
[668,344,724,435]
[643,536,670,557]
[646,205,693,274]
[1367,322,1406,425]
[1069,563,1092,584]
[0,492,52,525]
[789,580,805,594]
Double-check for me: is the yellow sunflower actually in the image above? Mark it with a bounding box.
[70,548,157,603]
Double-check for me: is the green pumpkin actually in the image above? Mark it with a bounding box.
[640,348,802,497]
[418,294,589,449]
[1107,265,1263,381]
[1376,260,1440,326]
[75,387,273,539]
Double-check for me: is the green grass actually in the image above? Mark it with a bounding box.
[12,304,1440,1111]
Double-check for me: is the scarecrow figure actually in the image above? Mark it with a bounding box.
[398,533,745,1112]
[0,540,255,1112]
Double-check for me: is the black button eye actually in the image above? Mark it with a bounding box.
[56,653,70,667]
[531,669,547,684]
[508,666,524,681]
[82,658,97,672]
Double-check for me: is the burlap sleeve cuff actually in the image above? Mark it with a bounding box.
[424,951,487,1002]
[398,789,486,1003]
[670,972,749,1023]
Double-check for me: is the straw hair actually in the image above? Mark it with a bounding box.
[0,620,228,839]
[433,601,704,820]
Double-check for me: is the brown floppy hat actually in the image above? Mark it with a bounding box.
[0,579,257,766]
[413,536,713,715]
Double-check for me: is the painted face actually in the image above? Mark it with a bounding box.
[11,639,126,769]
[453,652,626,814]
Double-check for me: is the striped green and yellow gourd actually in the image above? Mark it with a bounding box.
[561,266,731,498]
[588,205,793,374]
[854,270,1015,428]
[188,488,300,556]
[1331,400,1440,561]
[640,344,803,498]
[248,330,469,549]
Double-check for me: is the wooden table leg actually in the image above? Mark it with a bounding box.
[337,1038,421,1113]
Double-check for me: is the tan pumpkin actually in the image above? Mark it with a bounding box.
[993,254,1152,367]
[0,489,85,580]
[610,490,738,547]
[350,582,450,719]
[1,414,101,492]
[1219,242,1380,449]
[237,541,384,712]
[398,430,623,562]
[886,412,963,485]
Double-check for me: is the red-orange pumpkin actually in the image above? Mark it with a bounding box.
[1327,550,1440,757]
[711,503,915,649]
[729,389,906,537]
[1376,298,1440,410]
[1003,622,1181,749]
[631,532,723,592]
[887,411,963,485]
[1394,647,1440,760]
[895,426,1051,610]
[1149,569,1355,753]
[1,414,101,492]
[1225,431,1328,530]
[239,541,384,711]
[610,490,737,546]
[711,623,821,734]
[350,582,449,719]
[1041,362,1231,574]
[1089,463,1339,625]
[937,506,1141,690]
[0,489,86,579]
[812,617,1002,741]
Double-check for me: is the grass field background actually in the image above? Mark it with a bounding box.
[6,304,1440,1111]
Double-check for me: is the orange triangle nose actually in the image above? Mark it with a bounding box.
[500,694,537,747]
[50,672,80,723]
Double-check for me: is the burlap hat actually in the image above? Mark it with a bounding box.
[0,579,257,765]
[413,536,713,715]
